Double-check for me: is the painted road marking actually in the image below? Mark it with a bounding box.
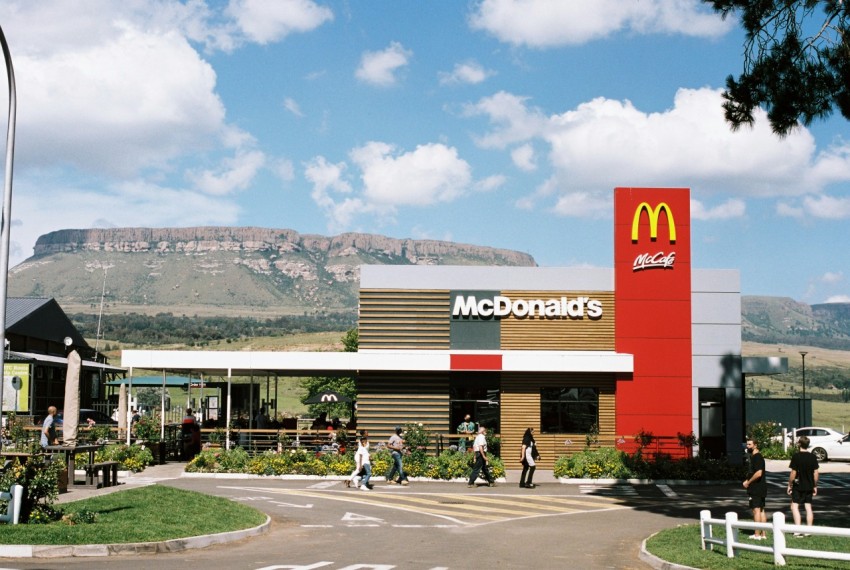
[579,484,638,497]
[220,486,625,526]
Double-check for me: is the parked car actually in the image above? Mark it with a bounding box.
[821,434,850,462]
[790,426,846,461]
[52,409,118,426]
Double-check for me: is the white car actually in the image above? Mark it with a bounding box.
[821,434,850,462]
[790,427,846,461]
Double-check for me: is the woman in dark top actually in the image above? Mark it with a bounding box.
[519,427,539,488]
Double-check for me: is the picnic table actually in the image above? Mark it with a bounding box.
[44,444,101,486]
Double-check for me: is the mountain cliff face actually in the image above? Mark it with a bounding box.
[11,227,536,317]
[742,296,850,350]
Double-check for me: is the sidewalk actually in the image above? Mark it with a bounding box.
[55,461,188,504]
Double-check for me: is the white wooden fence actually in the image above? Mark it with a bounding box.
[0,484,22,524]
[700,510,850,566]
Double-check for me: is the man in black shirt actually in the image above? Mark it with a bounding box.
[788,435,820,535]
[743,438,767,539]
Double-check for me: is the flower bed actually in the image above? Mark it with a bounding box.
[554,447,746,481]
[185,447,505,480]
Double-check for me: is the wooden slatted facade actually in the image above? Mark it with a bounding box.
[500,373,616,470]
[356,372,449,444]
[356,287,621,467]
[359,290,450,350]
[500,291,615,350]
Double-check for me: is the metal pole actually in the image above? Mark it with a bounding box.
[0,26,17,448]
[799,351,808,426]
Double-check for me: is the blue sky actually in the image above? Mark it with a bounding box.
[0,0,848,303]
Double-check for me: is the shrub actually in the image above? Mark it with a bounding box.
[94,443,153,472]
[555,447,633,479]
[761,442,794,460]
[554,447,747,480]
[0,454,63,523]
[747,421,781,450]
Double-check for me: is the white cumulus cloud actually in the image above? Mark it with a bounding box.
[464,87,850,219]
[691,198,746,220]
[225,0,333,45]
[355,42,413,86]
[439,60,494,85]
[468,0,731,48]
[350,142,472,206]
[187,150,266,195]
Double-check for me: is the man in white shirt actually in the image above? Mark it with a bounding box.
[354,435,373,490]
[467,425,494,487]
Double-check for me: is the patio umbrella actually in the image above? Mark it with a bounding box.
[304,390,352,404]
[118,383,127,437]
[62,349,81,446]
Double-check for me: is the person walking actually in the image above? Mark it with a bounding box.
[519,427,539,489]
[467,425,494,488]
[743,437,767,539]
[788,435,819,536]
[40,406,58,448]
[386,426,409,485]
[457,414,475,452]
[352,434,373,491]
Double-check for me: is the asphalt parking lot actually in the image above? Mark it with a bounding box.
[4,458,849,569]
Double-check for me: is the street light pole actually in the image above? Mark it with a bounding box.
[0,25,17,449]
[799,351,808,426]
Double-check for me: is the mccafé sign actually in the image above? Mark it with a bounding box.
[452,295,603,320]
[631,201,676,271]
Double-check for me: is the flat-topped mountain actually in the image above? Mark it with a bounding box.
[10,227,537,318]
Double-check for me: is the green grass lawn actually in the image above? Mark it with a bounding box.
[646,523,850,569]
[1,485,266,545]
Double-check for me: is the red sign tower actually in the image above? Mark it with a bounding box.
[614,187,692,450]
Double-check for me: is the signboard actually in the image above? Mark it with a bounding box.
[2,363,30,413]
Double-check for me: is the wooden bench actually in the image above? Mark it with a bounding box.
[84,461,120,488]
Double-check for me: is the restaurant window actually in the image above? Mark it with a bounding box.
[540,387,598,433]
[450,373,500,434]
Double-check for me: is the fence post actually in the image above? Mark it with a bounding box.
[700,510,713,550]
[725,511,738,558]
[0,483,22,524]
[772,511,787,566]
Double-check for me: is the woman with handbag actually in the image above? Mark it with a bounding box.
[519,427,539,488]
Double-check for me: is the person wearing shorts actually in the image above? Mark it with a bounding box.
[743,438,767,539]
[788,435,819,536]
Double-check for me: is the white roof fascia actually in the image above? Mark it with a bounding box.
[121,349,632,374]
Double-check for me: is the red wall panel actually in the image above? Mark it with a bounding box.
[614,188,692,439]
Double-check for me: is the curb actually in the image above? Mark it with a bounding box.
[180,473,508,484]
[558,478,740,485]
[0,515,270,558]
[639,533,700,570]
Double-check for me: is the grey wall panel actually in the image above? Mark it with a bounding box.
[692,354,742,388]
[693,324,742,356]
[692,269,740,293]
[692,292,741,325]
[361,265,614,291]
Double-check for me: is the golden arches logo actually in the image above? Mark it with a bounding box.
[631,202,676,243]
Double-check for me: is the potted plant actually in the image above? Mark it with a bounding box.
[206,426,225,449]
[134,414,166,464]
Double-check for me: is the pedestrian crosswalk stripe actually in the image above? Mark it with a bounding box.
[219,485,626,526]
[579,484,638,496]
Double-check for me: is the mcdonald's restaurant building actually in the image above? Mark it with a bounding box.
[354,187,744,467]
[123,187,746,467]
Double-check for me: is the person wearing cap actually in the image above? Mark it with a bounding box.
[386,426,409,485]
